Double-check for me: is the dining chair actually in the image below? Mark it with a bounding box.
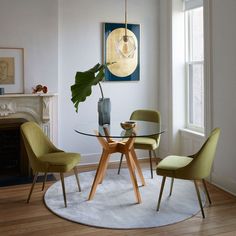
[155,128,220,218]
[20,121,81,207]
[118,109,161,178]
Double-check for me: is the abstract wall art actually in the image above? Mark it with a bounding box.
[103,23,140,82]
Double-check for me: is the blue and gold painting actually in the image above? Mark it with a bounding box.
[104,23,140,81]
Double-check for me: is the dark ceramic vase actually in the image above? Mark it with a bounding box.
[98,98,111,125]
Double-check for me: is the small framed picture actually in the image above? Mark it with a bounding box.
[0,47,24,94]
[103,23,140,82]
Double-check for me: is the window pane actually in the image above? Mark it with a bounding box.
[190,7,203,61]
[189,63,204,128]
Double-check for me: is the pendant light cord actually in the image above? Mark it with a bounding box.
[125,0,127,37]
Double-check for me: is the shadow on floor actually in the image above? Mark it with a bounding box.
[0,174,56,187]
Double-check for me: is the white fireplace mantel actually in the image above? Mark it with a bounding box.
[0,93,58,144]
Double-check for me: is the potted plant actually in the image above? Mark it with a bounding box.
[71,63,111,125]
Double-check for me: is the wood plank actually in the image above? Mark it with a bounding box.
[0,161,236,236]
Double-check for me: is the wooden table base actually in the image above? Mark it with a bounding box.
[88,130,146,203]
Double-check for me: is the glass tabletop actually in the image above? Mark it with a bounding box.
[74,120,165,138]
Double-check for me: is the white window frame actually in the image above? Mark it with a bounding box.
[185,5,204,133]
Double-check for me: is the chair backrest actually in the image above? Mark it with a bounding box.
[20,121,58,170]
[182,128,221,179]
[130,109,161,123]
[130,109,161,143]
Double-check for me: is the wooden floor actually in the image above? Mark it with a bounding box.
[1,162,236,236]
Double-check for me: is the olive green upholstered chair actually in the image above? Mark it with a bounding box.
[118,109,161,178]
[156,128,220,218]
[20,121,81,207]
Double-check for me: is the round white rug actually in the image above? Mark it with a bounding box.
[44,169,205,229]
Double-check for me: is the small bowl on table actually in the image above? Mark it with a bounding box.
[120,121,136,130]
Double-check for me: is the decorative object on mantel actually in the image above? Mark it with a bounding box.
[71,63,113,125]
[32,84,48,94]
[0,47,24,93]
[103,1,140,81]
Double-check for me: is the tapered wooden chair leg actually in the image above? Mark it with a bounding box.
[157,176,166,211]
[117,154,124,174]
[27,172,38,203]
[202,179,211,204]
[169,177,174,196]
[73,167,81,192]
[194,180,205,218]
[42,172,47,191]
[149,150,153,179]
[60,173,67,208]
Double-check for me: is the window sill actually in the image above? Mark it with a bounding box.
[180,128,205,138]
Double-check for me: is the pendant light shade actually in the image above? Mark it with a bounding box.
[117,0,136,58]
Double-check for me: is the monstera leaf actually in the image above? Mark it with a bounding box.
[71,63,107,113]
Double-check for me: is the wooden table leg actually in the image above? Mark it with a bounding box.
[88,130,144,203]
[130,147,146,186]
[88,150,109,200]
[125,151,142,203]
[99,153,110,184]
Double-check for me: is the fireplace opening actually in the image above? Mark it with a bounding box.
[0,118,31,185]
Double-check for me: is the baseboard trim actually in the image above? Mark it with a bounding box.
[77,157,159,172]
[79,150,159,165]
[211,171,236,196]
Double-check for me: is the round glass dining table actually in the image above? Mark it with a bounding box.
[74,120,164,138]
[74,120,165,204]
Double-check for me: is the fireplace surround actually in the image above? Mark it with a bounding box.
[0,93,58,178]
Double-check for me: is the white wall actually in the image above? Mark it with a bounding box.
[0,0,160,164]
[159,0,236,195]
[171,0,186,154]
[0,0,59,93]
[210,0,236,194]
[158,0,172,158]
[159,0,186,157]
[1,0,235,195]
[58,0,160,163]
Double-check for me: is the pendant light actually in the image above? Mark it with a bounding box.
[117,0,136,58]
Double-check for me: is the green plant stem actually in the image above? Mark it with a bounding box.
[98,82,104,100]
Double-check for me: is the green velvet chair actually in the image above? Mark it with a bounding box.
[20,121,81,207]
[156,128,220,218]
[118,109,161,178]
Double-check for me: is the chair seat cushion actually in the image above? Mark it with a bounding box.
[133,137,158,150]
[39,152,81,172]
[156,155,192,176]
